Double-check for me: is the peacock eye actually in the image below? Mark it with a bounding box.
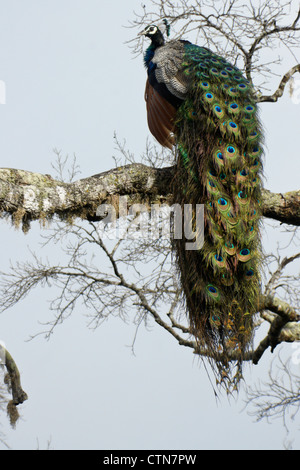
[148,26,157,34]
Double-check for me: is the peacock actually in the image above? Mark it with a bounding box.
[140,22,263,382]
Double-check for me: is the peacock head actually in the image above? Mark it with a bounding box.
[139,20,170,46]
[139,25,164,45]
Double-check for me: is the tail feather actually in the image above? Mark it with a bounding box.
[172,44,263,379]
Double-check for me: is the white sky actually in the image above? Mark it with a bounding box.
[0,0,299,450]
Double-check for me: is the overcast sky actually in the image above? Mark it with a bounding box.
[0,0,299,450]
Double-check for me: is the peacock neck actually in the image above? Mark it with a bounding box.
[144,44,155,68]
[143,32,165,68]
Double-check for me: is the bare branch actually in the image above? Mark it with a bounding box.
[252,295,300,364]
[265,253,300,297]
[257,64,300,102]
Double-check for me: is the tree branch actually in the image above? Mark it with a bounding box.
[0,166,299,229]
[0,344,28,428]
[2,347,28,406]
[252,295,300,365]
[257,64,300,102]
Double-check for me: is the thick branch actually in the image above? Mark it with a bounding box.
[257,64,300,103]
[0,166,299,228]
[0,165,172,229]
[252,295,300,364]
[261,188,300,226]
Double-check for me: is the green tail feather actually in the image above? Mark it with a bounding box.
[172,44,263,382]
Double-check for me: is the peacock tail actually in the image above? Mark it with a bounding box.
[140,24,263,382]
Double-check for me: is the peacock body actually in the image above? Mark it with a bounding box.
[140,23,263,380]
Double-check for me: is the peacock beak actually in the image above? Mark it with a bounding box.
[138,28,147,36]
